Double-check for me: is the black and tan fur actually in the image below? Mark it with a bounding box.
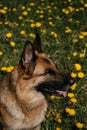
[0,34,75,130]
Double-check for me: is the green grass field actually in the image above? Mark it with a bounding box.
[0,0,87,130]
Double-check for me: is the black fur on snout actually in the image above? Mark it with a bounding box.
[36,77,75,95]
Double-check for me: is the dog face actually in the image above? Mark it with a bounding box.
[19,34,75,97]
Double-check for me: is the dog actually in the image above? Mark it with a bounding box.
[0,34,75,130]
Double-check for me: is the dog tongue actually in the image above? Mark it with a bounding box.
[56,90,67,97]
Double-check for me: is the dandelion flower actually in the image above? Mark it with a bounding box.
[74,63,81,71]
[76,122,83,129]
[69,109,76,115]
[72,39,78,44]
[6,32,12,38]
[0,51,3,56]
[78,72,85,78]
[56,127,62,130]
[1,66,7,71]
[0,9,6,14]
[79,35,84,39]
[79,53,85,58]
[20,30,26,35]
[22,11,28,16]
[71,72,77,78]
[29,33,35,38]
[84,4,87,7]
[73,52,77,57]
[6,66,14,72]
[30,23,35,28]
[68,93,74,98]
[36,22,42,27]
[21,6,25,10]
[70,98,77,103]
[10,41,16,47]
[65,108,76,115]
[71,83,77,90]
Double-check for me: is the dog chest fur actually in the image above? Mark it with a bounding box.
[0,67,47,129]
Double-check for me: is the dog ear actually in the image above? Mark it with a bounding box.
[20,41,36,78]
[33,33,42,52]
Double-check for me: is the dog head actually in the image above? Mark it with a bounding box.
[19,34,75,97]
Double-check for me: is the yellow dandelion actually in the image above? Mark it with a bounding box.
[57,118,62,123]
[70,98,77,103]
[67,93,75,98]
[30,23,35,28]
[30,2,35,6]
[79,35,84,39]
[73,52,77,57]
[65,108,76,115]
[12,8,16,12]
[10,41,16,47]
[67,55,71,60]
[22,11,28,16]
[0,9,6,14]
[29,33,35,38]
[0,51,3,56]
[50,95,60,100]
[65,107,71,113]
[36,22,42,27]
[39,15,44,18]
[56,127,62,130]
[50,95,56,100]
[68,18,73,22]
[67,0,72,2]
[65,28,72,33]
[55,113,62,123]
[71,83,77,90]
[69,109,76,115]
[79,53,85,58]
[76,122,84,129]
[41,29,46,33]
[21,6,25,10]
[27,7,31,11]
[1,66,7,71]
[74,63,81,71]
[18,16,23,20]
[81,31,87,36]
[4,21,9,25]
[71,72,77,78]
[62,9,69,15]
[6,66,14,73]
[0,21,3,24]
[20,30,26,35]
[6,32,12,38]
[78,72,85,78]
[50,31,58,38]
[55,113,60,119]
[84,4,87,7]
[3,7,8,10]
[72,39,78,44]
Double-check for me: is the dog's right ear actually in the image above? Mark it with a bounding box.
[20,41,36,78]
[33,33,42,53]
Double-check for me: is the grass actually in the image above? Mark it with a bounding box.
[0,0,87,130]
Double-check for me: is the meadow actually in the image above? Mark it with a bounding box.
[0,0,87,130]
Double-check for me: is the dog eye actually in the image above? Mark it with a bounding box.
[46,69,56,75]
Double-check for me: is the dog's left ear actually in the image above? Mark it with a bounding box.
[20,41,36,78]
[33,33,42,53]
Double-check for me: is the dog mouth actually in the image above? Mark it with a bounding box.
[36,79,75,97]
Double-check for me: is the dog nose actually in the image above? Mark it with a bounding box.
[69,78,75,86]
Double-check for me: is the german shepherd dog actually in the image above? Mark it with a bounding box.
[0,34,75,130]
